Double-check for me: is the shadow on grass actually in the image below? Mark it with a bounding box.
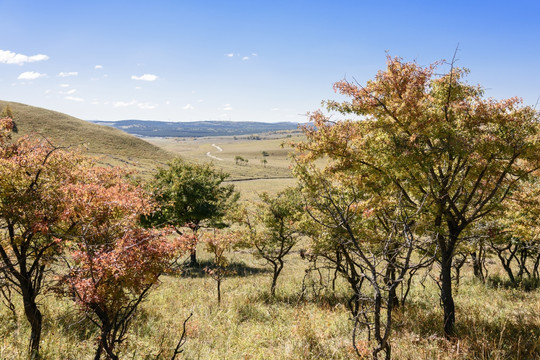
[393,300,540,359]
[487,274,540,292]
[246,287,355,312]
[176,259,271,279]
[51,309,97,341]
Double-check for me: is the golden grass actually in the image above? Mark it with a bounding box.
[1,247,538,359]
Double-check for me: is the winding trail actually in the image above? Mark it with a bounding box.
[206,143,224,161]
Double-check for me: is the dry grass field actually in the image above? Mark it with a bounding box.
[1,246,539,359]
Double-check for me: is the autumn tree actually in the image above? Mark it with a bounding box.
[237,188,305,297]
[294,159,434,359]
[58,166,185,360]
[488,173,540,285]
[293,56,540,336]
[201,229,239,304]
[146,158,238,265]
[0,116,88,356]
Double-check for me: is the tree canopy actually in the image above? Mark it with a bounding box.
[293,56,540,336]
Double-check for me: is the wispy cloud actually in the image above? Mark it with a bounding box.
[113,100,137,108]
[182,104,194,110]
[131,74,157,81]
[0,50,49,65]
[65,96,84,102]
[138,102,157,110]
[59,84,70,88]
[64,89,77,95]
[58,71,78,77]
[225,53,234,57]
[113,100,156,109]
[18,71,47,80]
[223,104,233,111]
[242,56,249,61]
[95,65,103,69]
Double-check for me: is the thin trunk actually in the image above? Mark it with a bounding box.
[440,251,455,337]
[94,343,103,360]
[217,278,221,304]
[270,260,283,297]
[189,249,198,266]
[21,282,42,357]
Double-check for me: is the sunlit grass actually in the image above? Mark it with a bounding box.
[1,246,538,359]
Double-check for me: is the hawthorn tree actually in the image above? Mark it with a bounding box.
[58,166,184,360]
[146,158,238,266]
[237,188,305,297]
[201,229,239,304]
[294,166,430,359]
[0,116,87,356]
[293,56,540,336]
[488,173,540,285]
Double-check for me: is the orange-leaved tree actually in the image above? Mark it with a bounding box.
[58,166,185,360]
[293,56,540,336]
[0,116,89,356]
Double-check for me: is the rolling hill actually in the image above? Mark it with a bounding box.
[91,119,300,138]
[0,101,173,170]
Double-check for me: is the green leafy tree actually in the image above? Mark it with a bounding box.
[146,158,239,265]
[293,55,540,336]
[237,188,304,297]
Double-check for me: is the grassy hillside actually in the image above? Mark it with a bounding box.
[0,101,173,174]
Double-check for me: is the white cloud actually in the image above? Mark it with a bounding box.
[91,100,99,105]
[113,100,137,108]
[225,53,234,57]
[242,56,249,61]
[138,102,156,110]
[95,65,103,69]
[44,89,51,94]
[271,107,280,111]
[135,86,142,90]
[0,50,49,65]
[131,74,157,81]
[65,89,77,95]
[60,84,70,88]
[251,53,258,56]
[58,71,78,77]
[223,104,233,111]
[165,100,171,105]
[17,71,46,80]
[182,104,194,110]
[65,96,84,102]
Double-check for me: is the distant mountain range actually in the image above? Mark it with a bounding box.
[89,120,300,138]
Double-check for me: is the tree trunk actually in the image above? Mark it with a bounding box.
[217,278,221,304]
[21,286,42,357]
[440,252,455,337]
[471,251,484,282]
[189,249,198,266]
[270,261,283,297]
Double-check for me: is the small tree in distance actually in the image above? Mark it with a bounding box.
[202,229,239,304]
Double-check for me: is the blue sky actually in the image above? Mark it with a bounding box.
[1,0,539,122]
